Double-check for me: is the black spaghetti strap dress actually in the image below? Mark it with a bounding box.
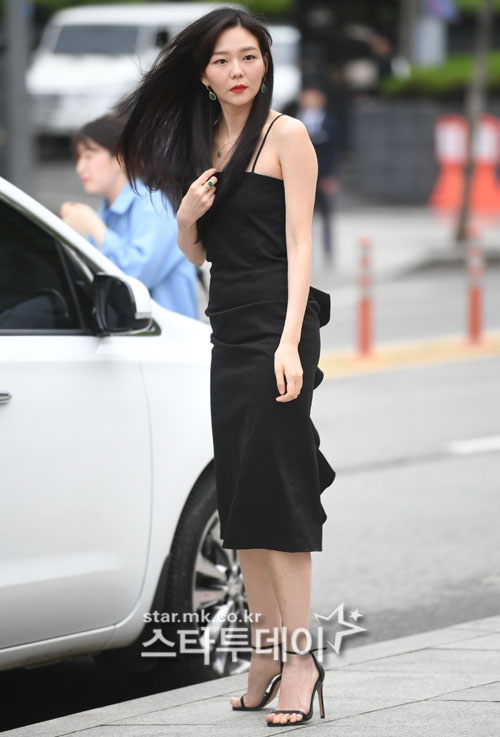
[200,114,336,552]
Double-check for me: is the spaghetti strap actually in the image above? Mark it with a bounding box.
[251,114,284,173]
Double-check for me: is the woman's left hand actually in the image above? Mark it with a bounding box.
[274,342,303,402]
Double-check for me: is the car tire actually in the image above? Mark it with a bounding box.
[161,464,251,684]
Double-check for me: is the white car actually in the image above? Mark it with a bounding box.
[0,176,248,683]
[27,3,300,136]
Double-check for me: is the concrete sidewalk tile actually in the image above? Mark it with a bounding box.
[324,623,498,668]
[453,614,500,631]
[49,727,272,737]
[313,668,491,701]
[297,695,416,720]
[3,725,256,737]
[311,699,500,737]
[0,676,250,737]
[5,616,500,736]
[114,695,419,727]
[349,647,500,676]
[431,680,500,702]
[114,695,265,725]
[436,633,500,651]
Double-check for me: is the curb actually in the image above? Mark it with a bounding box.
[320,331,500,378]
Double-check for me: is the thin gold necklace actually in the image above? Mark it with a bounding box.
[217,121,242,160]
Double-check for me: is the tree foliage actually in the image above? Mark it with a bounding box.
[2,0,292,19]
[383,52,500,97]
[455,0,500,11]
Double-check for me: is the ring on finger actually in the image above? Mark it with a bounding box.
[203,179,214,189]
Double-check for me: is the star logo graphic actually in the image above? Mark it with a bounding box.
[314,602,367,654]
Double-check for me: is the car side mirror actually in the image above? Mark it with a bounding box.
[93,273,152,336]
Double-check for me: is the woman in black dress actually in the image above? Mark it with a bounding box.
[115,7,335,727]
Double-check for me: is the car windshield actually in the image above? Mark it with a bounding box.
[53,25,139,55]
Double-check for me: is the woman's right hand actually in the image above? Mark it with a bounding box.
[177,167,218,225]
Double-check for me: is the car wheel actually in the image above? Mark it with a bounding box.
[94,466,251,686]
[162,465,251,684]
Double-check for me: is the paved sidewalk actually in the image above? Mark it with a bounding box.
[310,207,500,291]
[6,614,500,736]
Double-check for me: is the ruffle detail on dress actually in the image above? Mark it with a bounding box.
[312,418,336,489]
[308,285,331,328]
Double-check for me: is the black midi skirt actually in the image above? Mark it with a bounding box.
[207,290,336,552]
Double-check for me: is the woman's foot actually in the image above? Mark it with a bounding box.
[230,646,282,709]
[265,652,319,725]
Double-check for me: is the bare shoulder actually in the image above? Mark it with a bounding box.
[272,114,313,165]
[272,113,308,141]
[272,114,316,173]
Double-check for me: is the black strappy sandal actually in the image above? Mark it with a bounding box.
[266,646,326,726]
[232,642,283,711]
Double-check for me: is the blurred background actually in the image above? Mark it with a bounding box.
[2,0,500,210]
[1,0,500,731]
[3,0,500,274]
[2,1,499,368]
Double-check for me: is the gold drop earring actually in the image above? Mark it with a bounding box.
[206,84,217,101]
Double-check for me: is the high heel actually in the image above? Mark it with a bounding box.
[232,642,283,711]
[266,646,327,726]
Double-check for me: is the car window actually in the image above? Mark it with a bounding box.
[53,24,139,55]
[0,199,82,333]
[59,243,98,330]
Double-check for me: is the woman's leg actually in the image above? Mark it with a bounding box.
[264,550,321,725]
[229,548,283,708]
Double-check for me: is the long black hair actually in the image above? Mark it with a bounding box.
[114,6,274,213]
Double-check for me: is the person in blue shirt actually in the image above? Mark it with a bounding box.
[59,115,198,319]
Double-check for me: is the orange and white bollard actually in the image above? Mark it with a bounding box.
[466,230,484,345]
[357,236,373,356]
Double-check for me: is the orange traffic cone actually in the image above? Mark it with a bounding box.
[430,115,467,212]
[469,115,500,213]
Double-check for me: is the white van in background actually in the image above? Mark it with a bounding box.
[27,2,301,137]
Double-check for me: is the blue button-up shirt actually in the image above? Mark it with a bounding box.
[87,180,198,319]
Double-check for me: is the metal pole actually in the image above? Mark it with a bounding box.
[5,0,34,194]
[455,0,494,243]
[398,0,419,63]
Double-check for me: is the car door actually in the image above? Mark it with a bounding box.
[0,197,152,649]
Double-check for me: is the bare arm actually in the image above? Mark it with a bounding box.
[280,117,317,346]
[176,217,206,267]
[176,167,218,268]
[273,117,318,403]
